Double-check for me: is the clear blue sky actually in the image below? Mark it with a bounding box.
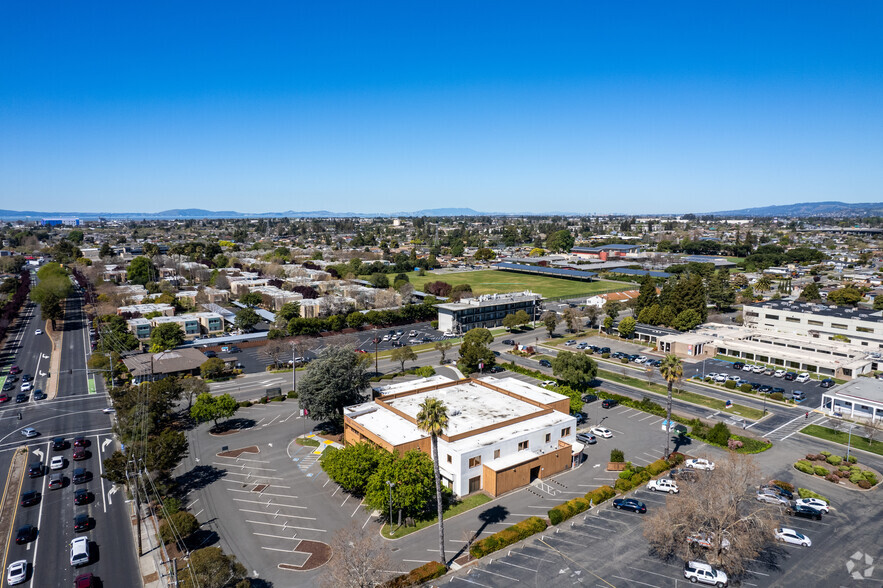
[2,2,882,215]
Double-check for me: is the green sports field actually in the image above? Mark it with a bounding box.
[404,270,632,299]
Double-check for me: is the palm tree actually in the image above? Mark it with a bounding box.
[659,354,683,459]
[417,397,449,566]
[756,275,772,294]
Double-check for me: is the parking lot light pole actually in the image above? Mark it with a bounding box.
[846,422,856,461]
[386,481,395,531]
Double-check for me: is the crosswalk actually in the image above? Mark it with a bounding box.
[763,413,828,440]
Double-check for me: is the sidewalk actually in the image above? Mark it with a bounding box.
[130,499,167,588]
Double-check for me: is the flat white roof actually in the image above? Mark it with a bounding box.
[373,375,453,395]
[828,378,883,405]
[345,402,428,446]
[450,410,575,457]
[478,376,568,406]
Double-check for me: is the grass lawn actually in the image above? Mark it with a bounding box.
[381,493,492,539]
[599,369,766,420]
[398,270,631,299]
[800,424,883,458]
[296,437,320,447]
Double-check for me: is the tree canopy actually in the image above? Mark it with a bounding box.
[551,351,597,391]
[297,345,369,424]
[150,322,184,352]
[190,392,239,426]
[127,256,157,285]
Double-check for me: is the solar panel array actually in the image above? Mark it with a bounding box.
[493,262,597,279]
[609,268,673,278]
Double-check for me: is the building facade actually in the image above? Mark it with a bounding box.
[743,300,883,349]
[437,291,541,334]
[820,378,883,422]
[344,376,576,497]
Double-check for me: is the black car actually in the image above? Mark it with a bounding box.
[600,347,611,354]
[539,359,552,367]
[73,489,92,506]
[602,398,618,409]
[733,362,745,370]
[784,372,797,381]
[502,339,515,346]
[52,437,66,451]
[758,385,773,394]
[203,350,217,358]
[33,390,46,400]
[575,432,597,445]
[750,382,762,390]
[488,365,505,374]
[27,461,43,477]
[771,387,785,395]
[787,504,822,520]
[820,378,835,388]
[582,393,598,403]
[21,374,32,383]
[15,393,27,403]
[4,374,17,383]
[15,524,36,544]
[74,513,91,532]
[613,498,646,513]
[1,382,14,392]
[762,484,794,500]
[228,346,241,353]
[73,468,90,484]
[20,490,40,507]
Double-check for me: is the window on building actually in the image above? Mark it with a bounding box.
[446,455,452,464]
[785,317,800,323]
[857,327,874,333]
[468,456,481,468]
[545,433,551,443]
[765,314,779,320]
[518,440,529,451]
[808,320,823,326]
[561,427,571,437]
[494,449,500,459]
[831,323,848,330]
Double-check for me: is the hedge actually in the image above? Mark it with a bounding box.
[796,488,830,504]
[470,517,548,559]
[814,466,829,476]
[647,459,670,476]
[794,460,814,474]
[826,455,842,466]
[585,485,616,506]
[385,561,447,587]
[549,497,591,525]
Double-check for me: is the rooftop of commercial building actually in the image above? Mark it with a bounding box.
[437,290,541,311]
[827,378,883,405]
[746,299,883,322]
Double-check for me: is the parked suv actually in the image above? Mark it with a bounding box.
[601,398,618,409]
[683,561,728,586]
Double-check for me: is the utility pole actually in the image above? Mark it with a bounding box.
[127,463,143,556]
[373,329,380,375]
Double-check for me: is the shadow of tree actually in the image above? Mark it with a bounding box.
[449,505,510,563]
[672,434,692,453]
[209,418,256,434]
[175,465,226,495]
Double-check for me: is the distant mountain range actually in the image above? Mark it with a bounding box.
[711,201,883,218]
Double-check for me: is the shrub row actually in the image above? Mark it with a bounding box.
[385,561,448,587]
[794,460,814,475]
[370,365,437,382]
[797,488,830,503]
[470,516,548,559]
[547,485,616,526]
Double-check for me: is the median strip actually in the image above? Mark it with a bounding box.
[0,447,29,575]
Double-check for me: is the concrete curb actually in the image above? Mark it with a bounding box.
[45,319,63,400]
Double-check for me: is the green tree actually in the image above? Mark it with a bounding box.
[200,357,227,379]
[297,346,369,424]
[659,305,677,327]
[149,322,184,352]
[634,276,658,316]
[99,242,114,258]
[321,442,386,495]
[674,308,702,331]
[545,229,575,253]
[370,273,390,289]
[235,307,260,332]
[434,339,452,364]
[463,328,493,346]
[755,275,772,293]
[584,306,600,328]
[707,270,735,311]
[707,422,732,446]
[618,316,636,339]
[542,311,558,337]
[159,511,200,548]
[603,315,614,333]
[190,392,239,427]
[277,301,301,323]
[502,313,519,330]
[827,287,862,307]
[178,546,247,588]
[660,354,683,459]
[458,335,495,374]
[799,281,822,302]
[67,229,84,244]
[473,247,495,262]
[604,301,620,320]
[514,309,531,326]
[365,450,437,522]
[390,346,417,373]
[416,397,449,568]
[127,256,157,285]
[239,291,263,307]
[551,351,598,391]
[874,296,883,311]
[346,311,366,329]
[146,429,189,476]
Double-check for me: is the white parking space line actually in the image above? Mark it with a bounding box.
[221,470,285,480]
[477,568,519,581]
[626,411,644,419]
[638,414,656,421]
[261,546,296,553]
[233,498,307,509]
[212,461,277,472]
[499,560,537,572]
[612,575,662,588]
[215,456,271,464]
[765,414,807,436]
[224,486,294,496]
[240,508,316,520]
[254,532,299,541]
[246,519,327,532]
[263,415,281,427]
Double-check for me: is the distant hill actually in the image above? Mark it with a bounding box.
[711,201,883,217]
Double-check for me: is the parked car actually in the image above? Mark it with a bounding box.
[685,458,715,471]
[763,483,794,499]
[771,387,785,395]
[751,364,766,373]
[612,498,646,513]
[713,373,727,383]
[784,372,797,381]
[575,433,596,445]
[647,479,679,494]
[601,398,618,409]
[565,340,576,346]
[733,362,744,370]
[820,378,835,388]
[20,382,32,392]
[572,412,587,425]
[775,527,811,547]
[795,497,829,513]
[683,560,728,586]
[589,426,612,438]
[773,369,787,378]
[796,372,811,383]
[203,350,217,358]
[599,347,611,354]
[742,364,753,372]
[786,503,822,520]
[581,393,598,403]
[228,345,241,353]
[756,491,789,506]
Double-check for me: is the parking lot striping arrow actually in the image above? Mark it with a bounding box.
[101,438,112,452]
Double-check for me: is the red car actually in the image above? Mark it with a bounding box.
[9,365,21,375]
[73,447,87,461]
[0,394,10,403]
[73,436,87,448]
[75,573,96,588]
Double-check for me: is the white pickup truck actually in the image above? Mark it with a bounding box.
[647,478,679,494]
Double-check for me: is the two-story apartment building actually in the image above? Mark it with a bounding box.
[127,312,225,341]
[436,291,542,334]
[743,300,883,349]
[344,376,577,497]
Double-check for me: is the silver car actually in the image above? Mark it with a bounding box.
[756,491,789,506]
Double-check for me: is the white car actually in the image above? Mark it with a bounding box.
[21,428,38,438]
[796,372,811,383]
[726,375,741,382]
[751,364,766,373]
[742,364,753,372]
[714,373,728,383]
[683,560,728,586]
[590,426,613,438]
[34,329,42,336]
[50,456,65,470]
[685,458,715,471]
[773,369,787,378]
[706,372,718,380]
[102,407,115,414]
[6,560,27,585]
[775,527,811,547]
[20,382,32,392]
[647,478,679,494]
[443,331,454,337]
[795,497,830,513]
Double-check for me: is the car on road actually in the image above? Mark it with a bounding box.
[685,458,715,471]
[647,478,679,493]
[582,393,598,403]
[9,365,20,375]
[796,372,811,383]
[27,462,43,478]
[15,524,36,544]
[590,426,613,438]
[75,573,97,588]
[34,329,42,335]
[775,527,811,547]
[72,468,90,484]
[612,498,646,513]
[820,378,835,388]
[1,382,13,392]
[33,390,46,400]
[502,339,515,346]
[687,531,730,551]
[539,359,552,367]
[73,489,92,506]
[756,491,789,506]
[6,560,27,585]
[575,433,596,445]
[15,393,27,403]
[73,447,87,461]
[19,490,40,507]
[70,537,90,566]
[102,406,115,413]
[74,513,91,532]
[52,437,66,451]
[683,560,728,587]
[0,393,10,403]
[20,382,32,392]
[74,436,87,447]
[49,473,64,489]
[21,374,32,382]
[601,398,618,409]
[50,456,65,470]
[786,503,823,520]
[795,497,829,513]
[21,427,38,438]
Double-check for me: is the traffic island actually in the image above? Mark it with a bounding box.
[0,447,29,572]
[45,319,63,400]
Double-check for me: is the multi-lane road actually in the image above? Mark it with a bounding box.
[0,285,139,587]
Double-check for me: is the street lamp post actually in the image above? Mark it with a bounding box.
[846,422,856,462]
[386,480,395,531]
[373,330,380,376]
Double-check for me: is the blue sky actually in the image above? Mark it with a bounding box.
[2,1,882,215]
